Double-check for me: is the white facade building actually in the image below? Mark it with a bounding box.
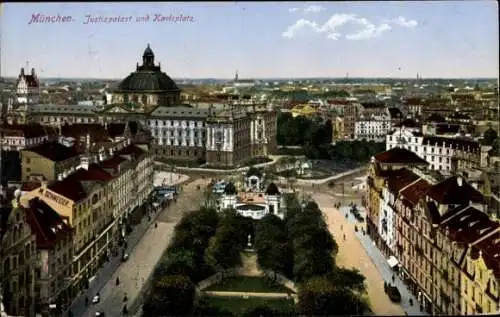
[355,112,392,141]
[16,68,39,105]
[386,127,481,172]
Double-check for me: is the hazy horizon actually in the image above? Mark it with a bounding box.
[2,2,498,79]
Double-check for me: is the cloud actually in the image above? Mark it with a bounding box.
[304,5,326,13]
[387,16,418,28]
[288,5,326,14]
[282,13,417,40]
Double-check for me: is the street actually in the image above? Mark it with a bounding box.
[295,174,427,316]
[81,178,207,317]
[66,202,161,317]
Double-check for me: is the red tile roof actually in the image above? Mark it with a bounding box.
[400,179,431,206]
[386,168,419,193]
[374,147,428,165]
[25,197,72,249]
[0,124,51,138]
[48,164,113,202]
[60,122,140,141]
[427,176,483,205]
[26,141,80,162]
[439,205,500,277]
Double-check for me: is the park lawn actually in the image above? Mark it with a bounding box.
[202,295,296,316]
[204,276,291,293]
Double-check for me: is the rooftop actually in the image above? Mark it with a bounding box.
[427,176,484,205]
[48,163,113,202]
[400,179,432,206]
[25,141,80,162]
[25,197,72,249]
[385,168,420,193]
[373,147,428,165]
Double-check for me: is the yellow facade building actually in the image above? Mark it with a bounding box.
[21,141,81,182]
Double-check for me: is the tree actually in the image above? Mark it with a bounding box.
[154,250,196,281]
[254,214,291,280]
[204,211,246,277]
[142,275,196,317]
[325,267,367,293]
[298,276,369,316]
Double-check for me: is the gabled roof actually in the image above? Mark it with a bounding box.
[0,123,51,138]
[427,176,483,205]
[26,141,80,162]
[385,168,419,193]
[48,164,113,202]
[400,179,431,206]
[373,147,428,165]
[25,197,71,249]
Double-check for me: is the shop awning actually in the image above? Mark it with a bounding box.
[387,256,399,268]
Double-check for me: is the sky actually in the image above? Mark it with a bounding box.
[1,1,498,79]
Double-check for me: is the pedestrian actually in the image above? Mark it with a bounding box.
[155,222,158,228]
[341,225,343,230]
[343,233,346,241]
[116,276,120,285]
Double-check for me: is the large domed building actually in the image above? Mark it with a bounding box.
[111,44,181,109]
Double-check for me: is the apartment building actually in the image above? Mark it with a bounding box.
[368,149,499,315]
[354,110,392,141]
[367,147,429,248]
[24,197,73,316]
[386,129,481,172]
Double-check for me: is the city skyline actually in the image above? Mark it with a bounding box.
[1,1,498,79]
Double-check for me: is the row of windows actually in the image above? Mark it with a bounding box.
[148,120,205,127]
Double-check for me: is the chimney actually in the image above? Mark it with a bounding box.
[457,176,463,187]
[31,68,35,76]
[20,68,25,76]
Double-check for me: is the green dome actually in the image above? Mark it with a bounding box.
[117,44,180,93]
[118,71,179,92]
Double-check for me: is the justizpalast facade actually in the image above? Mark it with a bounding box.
[5,45,278,168]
